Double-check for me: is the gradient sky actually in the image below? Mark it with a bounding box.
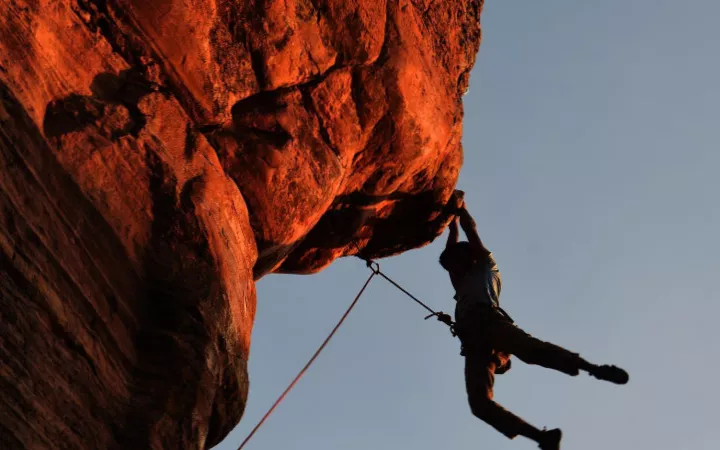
[215,1,719,449]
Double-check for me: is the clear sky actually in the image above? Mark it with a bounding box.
[215,1,719,449]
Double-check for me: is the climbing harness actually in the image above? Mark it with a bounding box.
[237,254,454,449]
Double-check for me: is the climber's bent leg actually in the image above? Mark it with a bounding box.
[464,353,545,441]
[485,318,593,376]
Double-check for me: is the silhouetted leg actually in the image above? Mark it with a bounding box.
[464,353,544,441]
[485,318,593,376]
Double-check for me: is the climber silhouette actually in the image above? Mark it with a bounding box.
[441,191,628,450]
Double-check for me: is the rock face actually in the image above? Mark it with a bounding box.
[0,1,483,448]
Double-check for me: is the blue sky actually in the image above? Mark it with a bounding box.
[215,1,719,449]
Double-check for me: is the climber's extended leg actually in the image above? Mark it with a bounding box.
[465,353,537,438]
[485,316,629,384]
[464,351,562,449]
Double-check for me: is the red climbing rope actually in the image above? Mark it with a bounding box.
[237,270,377,450]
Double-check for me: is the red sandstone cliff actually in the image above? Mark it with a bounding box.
[0,1,483,448]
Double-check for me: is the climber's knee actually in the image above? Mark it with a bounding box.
[468,395,495,421]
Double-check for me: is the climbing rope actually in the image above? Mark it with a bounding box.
[237,270,376,450]
[357,256,455,329]
[237,253,454,449]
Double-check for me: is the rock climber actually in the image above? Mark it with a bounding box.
[439,190,629,450]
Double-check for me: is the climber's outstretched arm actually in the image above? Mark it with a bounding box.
[446,216,459,249]
[458,206,490,257]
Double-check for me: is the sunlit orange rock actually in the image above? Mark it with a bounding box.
[0,0,483,448]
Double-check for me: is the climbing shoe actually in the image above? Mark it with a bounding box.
[588,365,629,384]
[538,428,562,450]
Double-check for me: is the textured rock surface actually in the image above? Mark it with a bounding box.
[0,0,483,448]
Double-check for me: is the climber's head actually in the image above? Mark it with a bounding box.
[439,241,475,274]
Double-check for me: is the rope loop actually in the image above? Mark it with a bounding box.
[366,259,381,274]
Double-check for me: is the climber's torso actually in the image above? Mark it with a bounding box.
[453,252,502,330]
